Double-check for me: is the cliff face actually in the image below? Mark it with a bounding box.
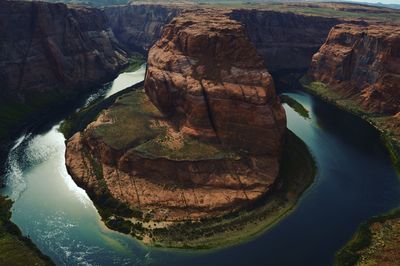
[0,0,128,101]
[230,10,341,73]
[103,5,341,74]
[145,11,286,155]
[104,4,181,53]
[66,11,286,222]
[308,24,400,114]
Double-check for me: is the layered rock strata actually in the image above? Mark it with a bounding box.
[230,9,341,73]
[308,23,400,115]
[104,4,342,73]
[66,11,286,222]
[104,4,181,53]
[0,0,128,101]
[145,11,286,155]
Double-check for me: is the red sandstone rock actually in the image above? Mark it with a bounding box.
[308,23,400,114]
[145,11,286,155]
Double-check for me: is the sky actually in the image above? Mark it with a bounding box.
[348,0,400,4]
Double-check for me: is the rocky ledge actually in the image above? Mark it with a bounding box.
[66,10,314,248]
[304,23,400,146]
[308,23,400,115]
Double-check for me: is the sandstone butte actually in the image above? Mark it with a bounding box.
[306,23,400,143]
[65,10,287,224]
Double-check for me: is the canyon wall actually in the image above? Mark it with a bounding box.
[103,4,341,73]
[104,4,181,53]
[230,10,341,73]
[0,0,128,183]
[308,23,400,114]
[0,0,128,102]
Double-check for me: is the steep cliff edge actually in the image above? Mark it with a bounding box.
[0,196,54,265]
[0,1,128,139]
[103,4,342,73]
[104,4,181,53]
[304,23,400,143]
[0,1,129,183]
[305,25,400,265]
[65,10,315,248]
[144,10,286,155]
[230,10,341,73]
[0,1,127,100]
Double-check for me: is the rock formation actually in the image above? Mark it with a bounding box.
[104,4,342,73]
[230,10,341,73]
[0,1,129,185]
[0,0,128,102]
[145,11,286,155]
[104,4,181,53]
[66,10,286,222]
[308,23,400,114]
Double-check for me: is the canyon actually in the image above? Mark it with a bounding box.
[229,10,341,73]
[104,5,342,73]
[0,0,129,178]
[308,23,400,114]
[104,4,181,53]
[64,10,314,248]
[0,0,399,264]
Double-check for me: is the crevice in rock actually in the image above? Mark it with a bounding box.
[199,80,221,144]
[129,173,141,208]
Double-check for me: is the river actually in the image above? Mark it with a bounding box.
[1,66,400,266]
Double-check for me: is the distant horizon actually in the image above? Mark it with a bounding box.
[347,0,400,5]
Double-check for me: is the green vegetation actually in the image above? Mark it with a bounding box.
[92,129,315,250]
[300,77,369,116]
[40,0,129,7]
[133,133,238,161]
[60,82,144,139]
[141,130,316,249]
[95,129,315,249]
[269,6,400,22]
[335,208,400,266]
[60,54,146,139]
[301,77,400,177]
[90,89,163,150]
[1,54,145,142]
[122,54,145,73]
[66,82,316,248]
[300,76,400,266]
[0,196,54,265]
[381,134,400,176]
[89,89,238,160]
[280,94,310,119]
[0,91,67,139]
[204,2,400,23]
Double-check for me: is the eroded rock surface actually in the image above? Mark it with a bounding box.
[104,4,181,53]
[230,10,341,73]
[66,11,286,222]
[308,23,400,114]
[145,11,286,155]
[0,0,128,101]
[104,4,342,73]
